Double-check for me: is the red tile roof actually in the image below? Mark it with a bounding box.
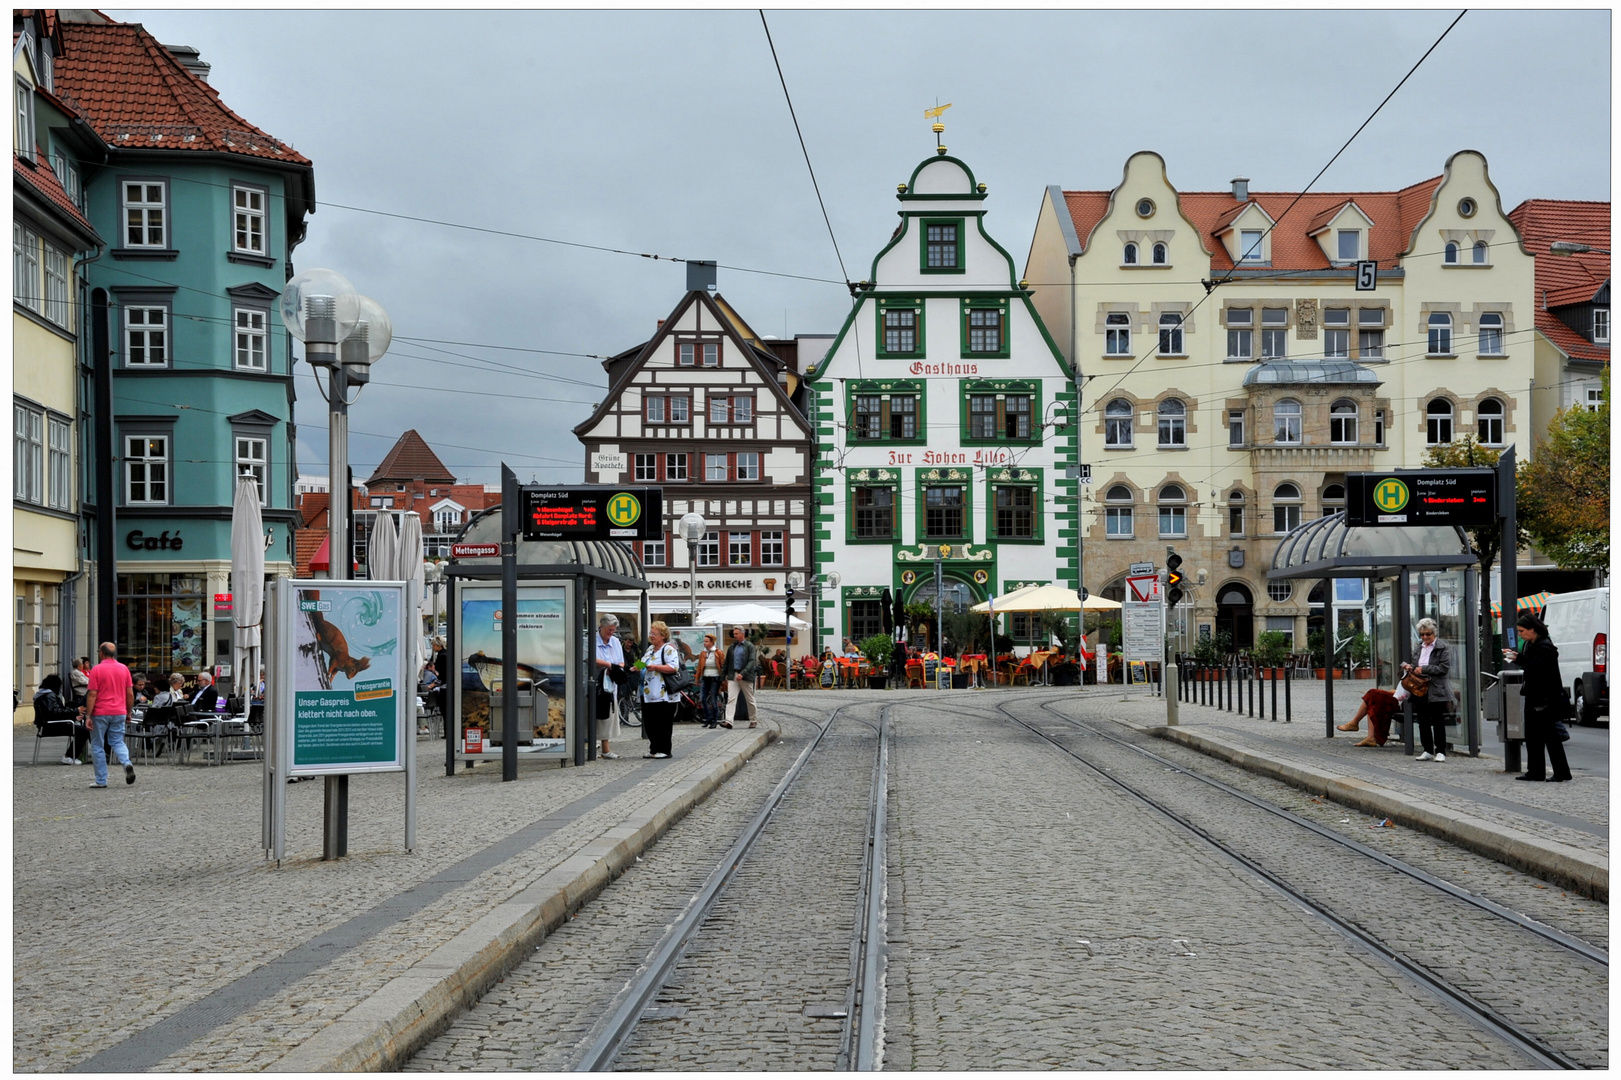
[1063,176,1444,271]
[366,430,455,485]
[1507,199,1610,363]
[293,528,326,578]
[51,16,309,166]
[14,151,97,238]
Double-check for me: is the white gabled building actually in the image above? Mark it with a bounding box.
[807,149,1077,653]
[574,288,818,644]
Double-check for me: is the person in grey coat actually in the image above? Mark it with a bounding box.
[718,626,761,728]
[1400,617,1452,761]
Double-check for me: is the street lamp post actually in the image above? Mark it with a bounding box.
[679,512,707,624]
[280,270,390,860]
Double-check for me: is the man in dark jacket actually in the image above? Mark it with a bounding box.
[718,626,761,728]
[188,672,219,714]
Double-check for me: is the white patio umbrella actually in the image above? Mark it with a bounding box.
[694,601,809,629]
[229,475,265,704]
[969,584,1039,613]
[368,509,398,586]
[397,512,425,680]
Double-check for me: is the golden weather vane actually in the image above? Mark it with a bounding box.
[925,102,952,155]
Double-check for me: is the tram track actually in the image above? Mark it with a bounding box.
[574,699,890,1071]
[967,692,1601,1069]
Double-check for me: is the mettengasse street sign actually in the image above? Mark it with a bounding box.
[1346,470,1496,528]
[521,485,664,542]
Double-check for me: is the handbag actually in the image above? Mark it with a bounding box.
[655,646,695,695]
[1399,670,1430,697]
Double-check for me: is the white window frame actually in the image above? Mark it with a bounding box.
[1228,492,1246,537]
[121,180,167,249]
[234,435,267,503]
[633,453,658,483]
[664,452,688,482]
[1104,398,1133,448]
[645,395,665,424]
[232,184,267,255]
[760,530,784,566]
[641,538,667,568]
[1151,242,1167,265]
[705,453,727,482]
[1329,400,1358,445]
[14,223,40,312]
[736,451,760,481]
[1472,240,1489,265]
[1157,486,1187,539]
[14,403,43,504]
[47,414,70,510]
[52,149,81,207]
[669,395,689,424]
[1358,328,1385,360]
[1477,398,1505,446]
[1274,398,1302,444]
[1156,398,1186,447]
[124,434,169,505]
[1336,230,1358,261]
[124,305,169,367]
[1427,312,1453,356]
[1239,229,1265,263]
[42,241,69,327]
[1104,486,1134,539]
[1272,484,1301,534]
[15,76,34,160]
[1122,242,1138,265]
[696,530,719,568]
[1426,399,1454,445]
[1584,385,1604,411]
[1261,308,1287,359]
[1443,241,1459,265]
[1477,311,1504,355]
[1593,308,1610,344]
[234,307,268,370]
[1322,308,1350,359]
[1104,312,1131,356]
[1157,312,1183,356]
[1228,408,1245,447]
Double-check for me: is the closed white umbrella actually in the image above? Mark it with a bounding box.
[397,511,425,679]
[229,475,265,703]
[368,509,398,584]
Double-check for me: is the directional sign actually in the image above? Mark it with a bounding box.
[1128,561,1155,576]
[451,542,501,559]
[521,486,664,542]
[1126,575,1161,603]
[1346,470,1496,528]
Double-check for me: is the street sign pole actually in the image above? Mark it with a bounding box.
[501,464,519,782]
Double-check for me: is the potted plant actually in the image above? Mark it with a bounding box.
[1191,631,1231,678]
[1349,631,1373,678]
[1254,630,1291,680]
[858,634,894,689]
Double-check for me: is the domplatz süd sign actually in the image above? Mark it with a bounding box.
[1346,469,1496,528]
[521,486,664,542]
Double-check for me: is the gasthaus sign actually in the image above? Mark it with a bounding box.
[1346,470,1497,528]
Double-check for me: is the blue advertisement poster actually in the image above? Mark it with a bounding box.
[457,585,568,753]
[291,583,405,770]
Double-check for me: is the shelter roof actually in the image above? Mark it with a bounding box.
[1268,511,1474,580]
[1242,360,1383,387]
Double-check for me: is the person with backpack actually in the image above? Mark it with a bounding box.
[1504,613,1574,782]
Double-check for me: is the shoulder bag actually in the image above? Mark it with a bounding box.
[1399,670,1430,697]
[661,646,695,695]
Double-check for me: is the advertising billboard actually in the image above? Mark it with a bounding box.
[453,583,572,755]
[288,582,408,774]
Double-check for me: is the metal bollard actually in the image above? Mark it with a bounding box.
[1269,667,1277,721]
[1283,666,1292,723]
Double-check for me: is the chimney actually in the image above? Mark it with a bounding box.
[163,43,211,82]
[656,319,665,329]
[1231,177,1249,202]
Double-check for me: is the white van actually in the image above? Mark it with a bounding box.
[1539,587,1609,725]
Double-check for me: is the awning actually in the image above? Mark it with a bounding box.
[1491,592,1553,617]
[1268,511,1476,580]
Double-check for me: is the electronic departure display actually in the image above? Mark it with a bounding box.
[1345,470,1497,528]
[521,486,663,542]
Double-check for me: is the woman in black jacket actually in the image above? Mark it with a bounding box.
[1504,613,1573,782]
[33,673,89,764]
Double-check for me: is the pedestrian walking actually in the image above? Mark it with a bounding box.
[640,621,681,758]
[84,641,136,788]
[718,625,760,728]
[697,633,722,727]
[1400,618,1452,761]
[1505,613,1574,782]
[593,614,626,759]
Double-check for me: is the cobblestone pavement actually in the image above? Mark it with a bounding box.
[11,722,756,1073]
[409,698,879,1071]
[880,692,1545,1069]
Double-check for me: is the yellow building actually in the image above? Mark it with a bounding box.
[14,14,102,715]
[1026,150,1536,650]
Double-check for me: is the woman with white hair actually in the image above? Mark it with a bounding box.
[1400,618,1452,761]
[593,613,625,760]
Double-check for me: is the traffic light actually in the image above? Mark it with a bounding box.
[1165,549,1184,608]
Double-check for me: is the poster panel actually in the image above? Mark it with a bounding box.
[290,582,408,775]
[454,584,570,755]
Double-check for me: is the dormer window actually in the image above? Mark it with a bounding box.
[1337,230,1358,261]
[1123,242,1138,265]
[1239,230,1265,263]
[1594,308,1609,344]
[15,76,35,160]
[1151,242,1167,265]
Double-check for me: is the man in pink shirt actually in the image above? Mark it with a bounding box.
[84,641,136,788]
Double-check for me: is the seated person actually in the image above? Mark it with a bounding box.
[132,671,151,705]
[33,673,89,764]
[150,673,187,709]
[1338,685,1408,747]
[188,672,219,714]
[253,668,266,702]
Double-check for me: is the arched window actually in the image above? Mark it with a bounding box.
[1105,312,1131,356]
[1157,311,1184,355]
[1444,241,1459,264]
[1477,397,1505,445]
[1426,398,1454,445]
[1473,240,1489,264]
[1158,483,1187,538]
[1152,242,1168,265]
[1104,398,1134,447]
[1104,485,1134,538]
[1427,312,1453,355]
[1123,242,1138,265]
[1273,398,1302,444]
[1228,490,1245,537]
[1273,482,1302,533]
[1478,311,1503,354]
[1157,398,1186,446]
[1329,399,1358,445]
[1321,483,1346,514]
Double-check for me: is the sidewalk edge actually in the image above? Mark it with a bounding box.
[264,728,777,1073]
[1153,726,1609,903]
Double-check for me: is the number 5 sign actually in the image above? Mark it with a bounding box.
[1355,260,1378,291]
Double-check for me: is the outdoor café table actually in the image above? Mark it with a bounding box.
[958,654,989,687]
[836,658,861,688]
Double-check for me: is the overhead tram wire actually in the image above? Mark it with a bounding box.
[1086,8,1469,414]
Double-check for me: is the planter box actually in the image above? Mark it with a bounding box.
[866,674,889,690]
[951,672,971,689]
[1353,669,1373,679]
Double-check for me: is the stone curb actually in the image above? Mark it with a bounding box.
[1152,725,1609,903]
[263,726,778,1073]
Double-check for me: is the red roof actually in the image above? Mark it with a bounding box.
[51,16,309,166]
[366,430,455,485]
[1063,176,1444,271]
[1507,199,1610,363]
[14,151,97,238]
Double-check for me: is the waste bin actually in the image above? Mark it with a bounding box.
[1497,668,1524,744]
[489,690,535,745]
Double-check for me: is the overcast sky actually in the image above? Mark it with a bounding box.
[111,7,1612,487]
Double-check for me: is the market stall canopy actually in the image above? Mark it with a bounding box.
[1490,591,1553,617]
[695,602,808,629]
[970,584,1118,613]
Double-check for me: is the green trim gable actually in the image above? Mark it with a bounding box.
[900,154,984,198]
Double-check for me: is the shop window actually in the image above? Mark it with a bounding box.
[1337,230,1358,261]
[13,223,39,312]
[1593,308,1609,344]
[1444,241,1459,265]
[664,453,688,482]
[115,573,206,678]
[1239,229,1264,263]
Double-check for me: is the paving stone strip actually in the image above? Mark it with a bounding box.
[67,763,663,1073]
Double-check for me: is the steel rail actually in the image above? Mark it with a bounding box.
[1027,697,1609,968]
[989,698,1585,1071]
[575,700,887,1071]
[851,704,889,1070]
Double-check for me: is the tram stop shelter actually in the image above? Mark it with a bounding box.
[443,507,649,774]
[1268,510,1482,756]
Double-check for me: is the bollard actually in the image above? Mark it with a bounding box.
[1283,665,1293,723]
[1269,667,1277,722]
[1248,662,1255,718]
[1225,661,1232,712]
